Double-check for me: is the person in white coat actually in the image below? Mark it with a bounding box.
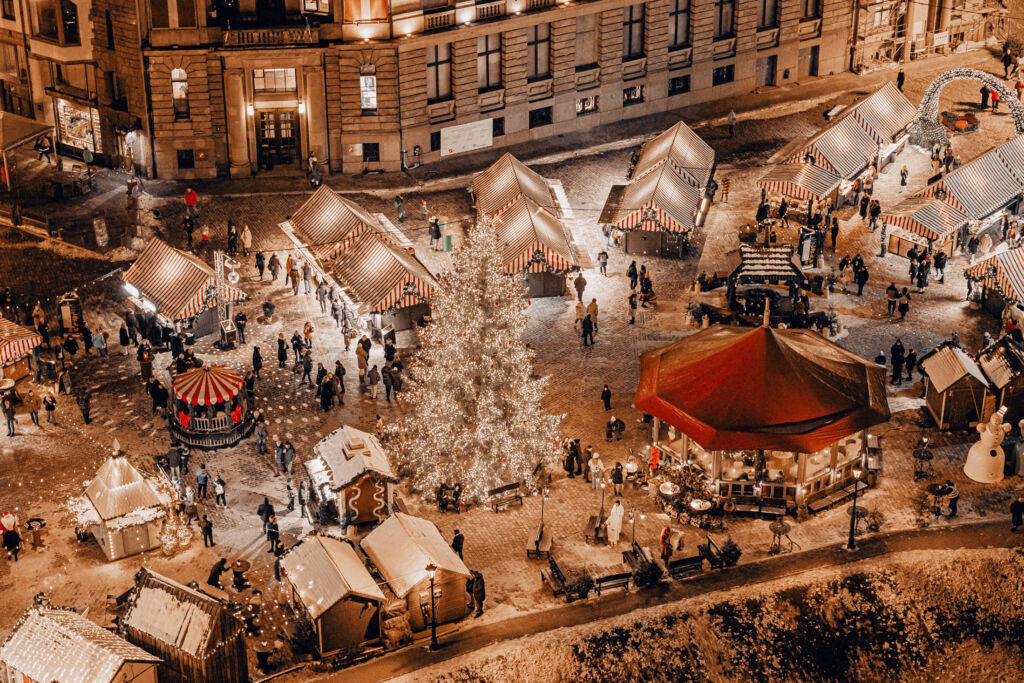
[606,500,625,545]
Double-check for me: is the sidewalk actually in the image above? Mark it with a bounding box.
[305,520,1022,682]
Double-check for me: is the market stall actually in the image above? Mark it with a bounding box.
[121,239,248,340]
[995,133,1024,183]
[726,245,807,319]
[0,111,52,190]
[920,344,990,430]
[604,162,702,258]
[280,184,383,263]
[304,425,397,526]
[756,163,842,224]
[0,316,41,381]
[881,196,968,258]
[976,336,1024,424]
[169,364,252,450]
[279,535,386,656]
[634,325,889,514]
[471,152,557,220]
[846,82,916,166]
[964,246,1024,319]
[492,195,583,297]
[630,120,716,189]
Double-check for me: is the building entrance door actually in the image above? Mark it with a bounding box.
[799,45,819,78]
[756,55,777,87]
[256,109,299,171]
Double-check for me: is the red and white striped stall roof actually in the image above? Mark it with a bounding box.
[996,133,1024,184]
[632,121,715,188]
[881,196,968,242]
[472,153,557,220]
[848,83,917,144]
[612,162,702,233]
[494,196,578,273]
[122,239,247,321]
[0,317,41,364]
[284,185,382,262]
[172,364,244,406]
[965,247,1024,302]
[788,116,878,178]
[327,231,437,314]
[935,150,1020,220]
[757,163,842,201]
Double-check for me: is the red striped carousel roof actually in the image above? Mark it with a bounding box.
[172,364,244,406]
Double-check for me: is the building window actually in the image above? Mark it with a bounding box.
[34,0,79,45]
[363,142,380,163]
[801,0,820,20]
[529,106,552,128]
[360,66,378,115]
[1,0,13,20]
[623,84,644,106]
[104,10,115,48]
[527,24,550,81]
[712,64,734,85]
[0,43,19,79]
[668,75,690,95]
[669,0,690,49]
[758,0,777,29]
[426,44,452,102]
[150,0,169,29]
[477,34,501,92]
[492,116,504,137]
[622,5,645,60]
[253,68,296,93]
[171,68,189,120]
[422,0,450,11]
[575,15,598,70]
[177,149,194,169]
[430,130,441,152]
[576,95,599,116]
[873,8,890,26]
[714,0,734,39]
[176,0,196,28]
[304,0,331,14]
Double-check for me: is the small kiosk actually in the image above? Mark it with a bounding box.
[882,196,967,258]
[726,245,807,320]
[977,336,1024,424]
[169,364,253,450]
[0,316,41,381]
[756,163,842,224]
[304,425,397,526]
[965,246,1024,320]
[920,344,990,430]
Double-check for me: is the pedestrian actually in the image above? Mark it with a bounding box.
[992,88,1000,113]
[606,415,625,441]
[573,273,586,303]
[903,349,917,382]
[266,515,280,553]
[611,462,624,495]
[885,282,898,316]
[302,261,313,295]
[855,265,869,296]
[452,529,465,559]
[859,194,870,221]
[43,391,56,425]
[720,175,730,203]
[241,224,252,256]
[366,364,381,399]
[199,515,215,547]
[606,500,625,544]
[288,264,301,295]
[586,298,599,333]
[183,215,195,249]
[945,480,959,518]
[34,135,52,164]
[934,251,947,284]
[208,558,228,588]
[597,249,608,276]
[916,257,929,293]
[268,252,281,281]
[628,290,638,325]
[286,484,295,511]
[277,333,287,368]
[899,164,908,193]
[184,186,199,220]
[581,314,594,347]
[291,332,303,365]
[24,390,40,427]
[627,261,638,290]
[316,280,328,314]
[601,384,612,411]
[896,66,905,92]
[1011,496,1024,531]
[890,339,905,385]
[166,445,182,481]
[588,450,604,489]
[394,194,405,222]
[980,84,990,109]
[195,464,210,499]
[897,288,911,321]
[226,220,238,255]
[420,199,428,221]
[428,216,441,250]
[257,497,275,534]
[91,329,107,357]
[3,526,21,562]
[214,476,227,507]
[76,391,91,425]
[727,109,736,137]
[298,480,307,518]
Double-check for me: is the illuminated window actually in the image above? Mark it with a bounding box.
[253,68,296,93]
[623,84,644,106]
[34,0,79,45]
[303,0,330,14]
[576,95,599,117]
[360,66,378,115]
[171,68,189,120]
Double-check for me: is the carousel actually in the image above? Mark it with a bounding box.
[168,364,253,450]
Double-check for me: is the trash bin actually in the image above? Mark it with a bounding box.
[442,231,453,252]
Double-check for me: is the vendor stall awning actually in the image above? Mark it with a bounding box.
[635,325,890,452]
[789,116,878,178]
[731,245,804,285]
[284,185,381,262]
[632,121,715,188]
[612,162,702,233]
[0,111,50,153]
[965,246,1024,301]
[881,196,968,242]
[121,239,247,321]
[327,231,437,314]
[472,153,557,219]
[996,133,1024,184]
[494,195,579,273]
[933,150,1019,219]
[0,316,42,364]
[172,364,244,406]
[757,163,842,202]
[84,456,163,522]
[976,336,1024,390]
[847,83,917,144]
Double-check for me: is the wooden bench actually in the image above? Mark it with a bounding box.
[807,481,869,513]
[585,514,606,543]
[622,541,654,573]
[526,523,553,559]
[666,554,704,579]
[730,495,787,518]
[540,556,568,598]
[487,481,524,512]
[594,571,631,596]
[699,536,725,570]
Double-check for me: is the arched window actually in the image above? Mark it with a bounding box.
[171,68,190,120]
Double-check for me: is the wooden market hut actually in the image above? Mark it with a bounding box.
[471,152,558,220]
[122,569,247,683]
[920,344,990,430]
[304,424,397,526]
[630,121,716,189]
[605,162,703,257]
[121,238,248,339]
[726,245,806,318]
[634,325,889,514]
[279,535,386,656]
[78,455,166,561]
[881,195,968,258]
[756,163,842,212]
[977,336,1024,424]
[844,82,917,160]
[0,315,41,381]
[361,513,471,632]
[279,184,383,264]
[0,605,161,683]
[964,246,1024,319]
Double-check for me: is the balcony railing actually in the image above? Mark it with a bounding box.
[476,1,505,22]
[425,9,455,31]
[224,26,320,46]
[527,0,555,9]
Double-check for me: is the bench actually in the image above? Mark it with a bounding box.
[526,523,553,559]
[666,554,704,579]
[699,536,725,571]
[807,481,869,513]
[730,495,787,518]
[487,481,524,512]
[594,571,631,596]
[585,514,606,543]
[540,556,568,598]
[622,541,654,573]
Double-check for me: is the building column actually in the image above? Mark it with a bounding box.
[303,66,327,169]
[224,68,251,178]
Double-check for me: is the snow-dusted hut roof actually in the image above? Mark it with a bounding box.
[789,115,878,178]
[306,425,397,494]
[282,185,382,262]
[123,569,240,659]
[472,153,557,219]
[0,606,160,683]
[920,345,990,394]
[81,456,165,529]
[632,121,715,188]
[280,536,385,619]
[927,149,1020,220]
[757,163,842,202]
[964,246,1024,302]
[361,513,471,598]
[881,195,968,242]
[611,161,702,233]
[493,195,580,273]
[846,82,917,144]
[977,336,1024,390]
[730,244,805,286]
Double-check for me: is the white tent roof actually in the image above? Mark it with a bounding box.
[281,536,385,618]
[84,456,164,522]
[0,606,160,683]
[123,570,224,658]
[361,513,470,598]
[921,346,989,394]
[307,425,397,493]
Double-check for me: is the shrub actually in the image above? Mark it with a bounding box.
[720,537,742,566]
[566,575,594,602]
[633,560,664,588]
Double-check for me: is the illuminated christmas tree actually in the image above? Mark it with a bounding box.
[402,220,561,502]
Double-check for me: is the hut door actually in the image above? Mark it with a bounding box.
[418,587,442,623]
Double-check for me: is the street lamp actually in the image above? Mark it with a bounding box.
[846,465,864,551]
[539,487,550,527]
[426,562,438,650]
[599,481,607,519]
[630,505,645,545]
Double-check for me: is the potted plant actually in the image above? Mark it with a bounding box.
[866,511,884,533]
[262,301,275,322]
[720,537,742,567]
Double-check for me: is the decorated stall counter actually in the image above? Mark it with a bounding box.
[304,425,397,527]
[169,364,253,450]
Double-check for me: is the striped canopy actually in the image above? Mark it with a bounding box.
[632,121,715,188]
[494,195,578,273]
[172,365,244,406]
[930,150,1020,220]
[758,163,841,201]
[882,196,967,242]
[284,185,380,262]
[612,162,701,233]
[996,134,1024,184]
[472,153,557,219]
[122,239,247,321]
[789,116,878,178]
[0,317,41,364]
[965,247,1024,302]
[328,231,437,314]
[848,83,917,144]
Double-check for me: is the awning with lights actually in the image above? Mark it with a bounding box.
[965,246,1024,302]
[493,195,580,273]
[881,196,968,242]
[632,121,715,188]
[327,231,437,314]
[281,185,382,262]
[757,163,842,202]
[610,163,701,233]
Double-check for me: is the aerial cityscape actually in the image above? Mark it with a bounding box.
[0,0,1023,681]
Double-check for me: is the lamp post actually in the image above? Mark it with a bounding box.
[846,465,864,551]
[539,487,550,526]
[630,505,645,545]
[426,562,438,650]
[599,481,607,519]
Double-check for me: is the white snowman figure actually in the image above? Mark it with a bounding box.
[964,406,1010,483]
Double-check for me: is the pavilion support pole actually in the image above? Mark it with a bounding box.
[2,151,9,191]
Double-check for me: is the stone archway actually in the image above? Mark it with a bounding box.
[909,68,1024,147]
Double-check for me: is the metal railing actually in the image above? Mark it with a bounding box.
[476,1,505,21]
[425,10,455,31]
[224,26,319,46]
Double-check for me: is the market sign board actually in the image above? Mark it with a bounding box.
[440,119,493,157]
